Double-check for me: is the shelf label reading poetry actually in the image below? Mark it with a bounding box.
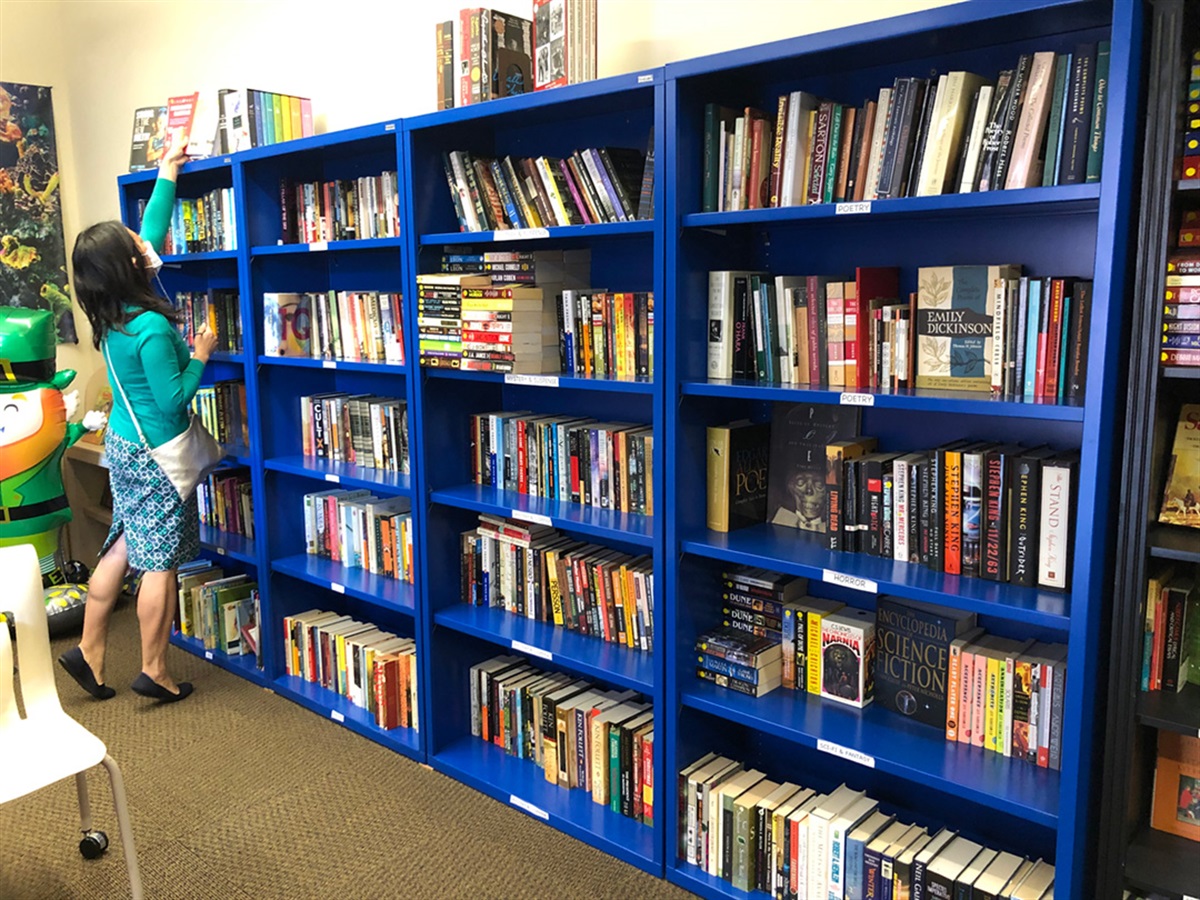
[512,509,553,527]
[505,373,559,387]
[835,202,872,215]
[322,360,336,369]
[331,582,345,594]
[496,227,549,241]
[324,473,340,483]
[510,795,550,820]
[839,392,875,407]
[511,640,553,661]
[817,739,876,768]
[309,241,329,252]
[822,569,878,593]
[331,710,345,723]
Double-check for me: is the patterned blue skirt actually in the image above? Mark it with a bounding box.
[101,431,200,572]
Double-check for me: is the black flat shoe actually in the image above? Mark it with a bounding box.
[130,673,193,703]
[58,647,116,700]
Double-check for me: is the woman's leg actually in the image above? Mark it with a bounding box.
[136,568,182,692]
[78,535,129,685]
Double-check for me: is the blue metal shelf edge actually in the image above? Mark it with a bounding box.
[271,674,421,760]
[681,680,1058,828]
[257,354,408,374]
[264,455,412,495]
[681,524,1069,631]
[169,632,269,687]
[271,554,416,615]
[251,236,405,255]
[197,524,257,565]
[421,218,654,246]
[425,367,655,394]
[432,736,658,873]
[435,604,655,692]
[668,862,760,900]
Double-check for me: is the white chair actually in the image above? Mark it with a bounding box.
[0,544,143,899]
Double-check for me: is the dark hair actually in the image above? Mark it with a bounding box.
[71,220,178,349]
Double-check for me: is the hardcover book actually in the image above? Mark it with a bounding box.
[1150,731,1200,842]
[915,265,1022,391]
[1158,403,1200,529]
[706,420,771,532]
[874,596,978,728]
[767,403,861,534]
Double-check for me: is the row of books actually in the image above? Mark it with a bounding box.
[441,143,651,233]
[438,9,532,109]
[197,468,253,539]
[470,653,653,824]
[262,290,406,365]
[708,265,1092,401]
[559,289,655,380]
[418,274,559,374]
[300,392,410,473]
[435,246,591,285]
[460,514,655,651]
[1164,242,1200,366]
[192,380,248,449]
[1141,565,1198,694]
[678,752,1056,899]
[302,489,414,583]
[279,173,400,245]
[282,609,417,731]
[469,410,655,516]
[175,561,259,660]
[702,44,1109,212]
[137,188,236,255]
[173,289,241,353]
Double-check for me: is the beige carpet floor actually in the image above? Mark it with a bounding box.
[0,600,694,899]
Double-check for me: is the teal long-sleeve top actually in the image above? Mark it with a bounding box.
[103,176,206,449]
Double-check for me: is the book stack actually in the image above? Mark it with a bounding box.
[282,609,417,731]
[440,10,533,109]
[278,172,400,244]
[460,514,654,650]
[707,265,1093,401]
[441,144,652,232]
[437,246,591,285]
[533,0,596,92]
[470,654,654,824]
[417,271,482,370]
[461,284,560,373]
[1165,227,1200,367]
[262,291,404,365]
[469,410,653,515]
[192,380,247,448]
[560,289,654,380]
[300,392,409,473]
[677,753,1057,899]
[302,489,414,584]
[1140,565,1198,693]
[197,467,253,539]
[702,45,1110,212]
[137,188,236,254]
[176,560,258,660]
[173,289,240,352]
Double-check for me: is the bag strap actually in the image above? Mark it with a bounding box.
[102,339,151,448]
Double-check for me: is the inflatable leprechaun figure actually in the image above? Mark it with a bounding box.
[0,307,104,611]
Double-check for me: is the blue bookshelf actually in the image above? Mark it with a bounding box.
[112,3,1143,892]
[663,2,1141,898]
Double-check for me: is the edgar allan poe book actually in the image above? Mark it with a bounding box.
[875,596,978,728]
[766,402,861,535]
[1159,403,1200,530]
[915,265,1021,392]
[707,420,771,532]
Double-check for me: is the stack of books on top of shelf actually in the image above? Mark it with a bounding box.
[460,514,654,650]
[174,289,241,353]
[262,291,405,365]
[278,172,400,244]
[282,608,417,731]
[678,753,1057,899]
[439,246,591,284]
[176,560,258,660]
[137,188,236,254]
[532,0,596,92]
[470,654,654,825]
[707,264,1092,401]
[1140,564,1197,694]
[1165,216,1200,367]
[300,392,409,473]
[192,380,247,448]
[302,489,414,584]
[436,10,533,109]
[703,44,1110,212]
[197,467,253,539]
[441,142,652,233]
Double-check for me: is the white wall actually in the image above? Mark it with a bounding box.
[0,0,960,392]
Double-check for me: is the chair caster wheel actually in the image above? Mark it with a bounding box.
[79,830,108,859]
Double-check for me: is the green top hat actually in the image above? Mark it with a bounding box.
[0,307,74,392]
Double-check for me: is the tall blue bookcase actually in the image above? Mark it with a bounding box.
[113,1,1142,894]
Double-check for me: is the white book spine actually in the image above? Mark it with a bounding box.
[775,277,793,384]
[707,271,735,379]
[959,84,994,192]
[730,116,746,211]
[810,816,829,900]
[1038,461,1073,589]
[915,73,951,196]
[1005,52,1056,189]
[828,822,849,900]
[991,276,1007,393]
[718,127,728,211]
[894,458,909,561]
[1002,655,1016,756]
[863,87,892,201]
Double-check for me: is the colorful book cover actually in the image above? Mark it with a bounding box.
[1158,404,1200,529]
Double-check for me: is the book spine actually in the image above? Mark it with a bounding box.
[1085,42,1111,183]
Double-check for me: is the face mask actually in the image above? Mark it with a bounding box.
[142,244,163,275]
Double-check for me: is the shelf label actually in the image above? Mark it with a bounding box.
[817,739,876,768]
[822,569,878,594]
[839,392,875,407]
[512,509,553,527]
[835,201,872,215]
[216,547,227,556]
[637,73,654,84]
[223,157,232,164]
[505,373,559,387]
[331,710,345,723]
[331,582,346,594]
[310,241,329,252]
[496,227,550,241]
[384,123,396,132]
[205,651,214,660]
[322,360,337,369]
[510,795,549,820]
[324,473,341,484]
[512,640,553,661]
